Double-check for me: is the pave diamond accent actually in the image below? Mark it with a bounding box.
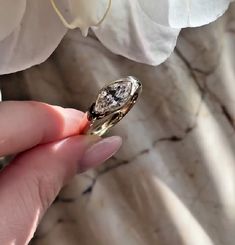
[94,81,132,114]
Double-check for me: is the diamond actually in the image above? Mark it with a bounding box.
[100,90,107,98]
[94,81,132,114]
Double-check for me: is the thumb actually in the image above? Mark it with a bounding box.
[0,135,122,244]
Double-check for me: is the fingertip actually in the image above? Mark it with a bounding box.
[79,136,123,172]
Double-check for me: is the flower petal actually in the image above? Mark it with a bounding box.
[93,0,180,65]
[0,0,67,75]
[168,0,232,27]
[0,0,26,41]
[136,0,170,26]
[138,0,233,28]
[67,0,111,36]
[50,0,111,36]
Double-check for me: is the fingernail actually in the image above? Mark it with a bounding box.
[79,136,122,172]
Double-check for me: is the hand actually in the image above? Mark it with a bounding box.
[0,101,122,244]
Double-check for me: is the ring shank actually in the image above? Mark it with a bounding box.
[83,76,142,136]
[87,92,139,136]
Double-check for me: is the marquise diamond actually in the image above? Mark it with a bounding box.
[94,81,132,114]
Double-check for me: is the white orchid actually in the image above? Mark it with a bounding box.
[0,0,233,74]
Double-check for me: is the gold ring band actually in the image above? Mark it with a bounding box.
[80,76,142,136]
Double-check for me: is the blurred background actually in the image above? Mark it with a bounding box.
[0,3,235,245]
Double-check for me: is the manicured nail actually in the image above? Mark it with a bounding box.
[79,136,122,172]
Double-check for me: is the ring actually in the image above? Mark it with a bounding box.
[79,76,142,136]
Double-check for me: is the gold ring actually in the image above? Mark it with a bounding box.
[79,76,142,136]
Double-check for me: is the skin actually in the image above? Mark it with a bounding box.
[0,101,121,244]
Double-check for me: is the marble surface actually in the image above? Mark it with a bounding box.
[0,4,235,245]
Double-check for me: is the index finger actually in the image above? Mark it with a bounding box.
[0,101,84,156]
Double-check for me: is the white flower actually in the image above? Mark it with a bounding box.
[0,0,233,74]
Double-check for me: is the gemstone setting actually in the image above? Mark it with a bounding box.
[94,81,132,114]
